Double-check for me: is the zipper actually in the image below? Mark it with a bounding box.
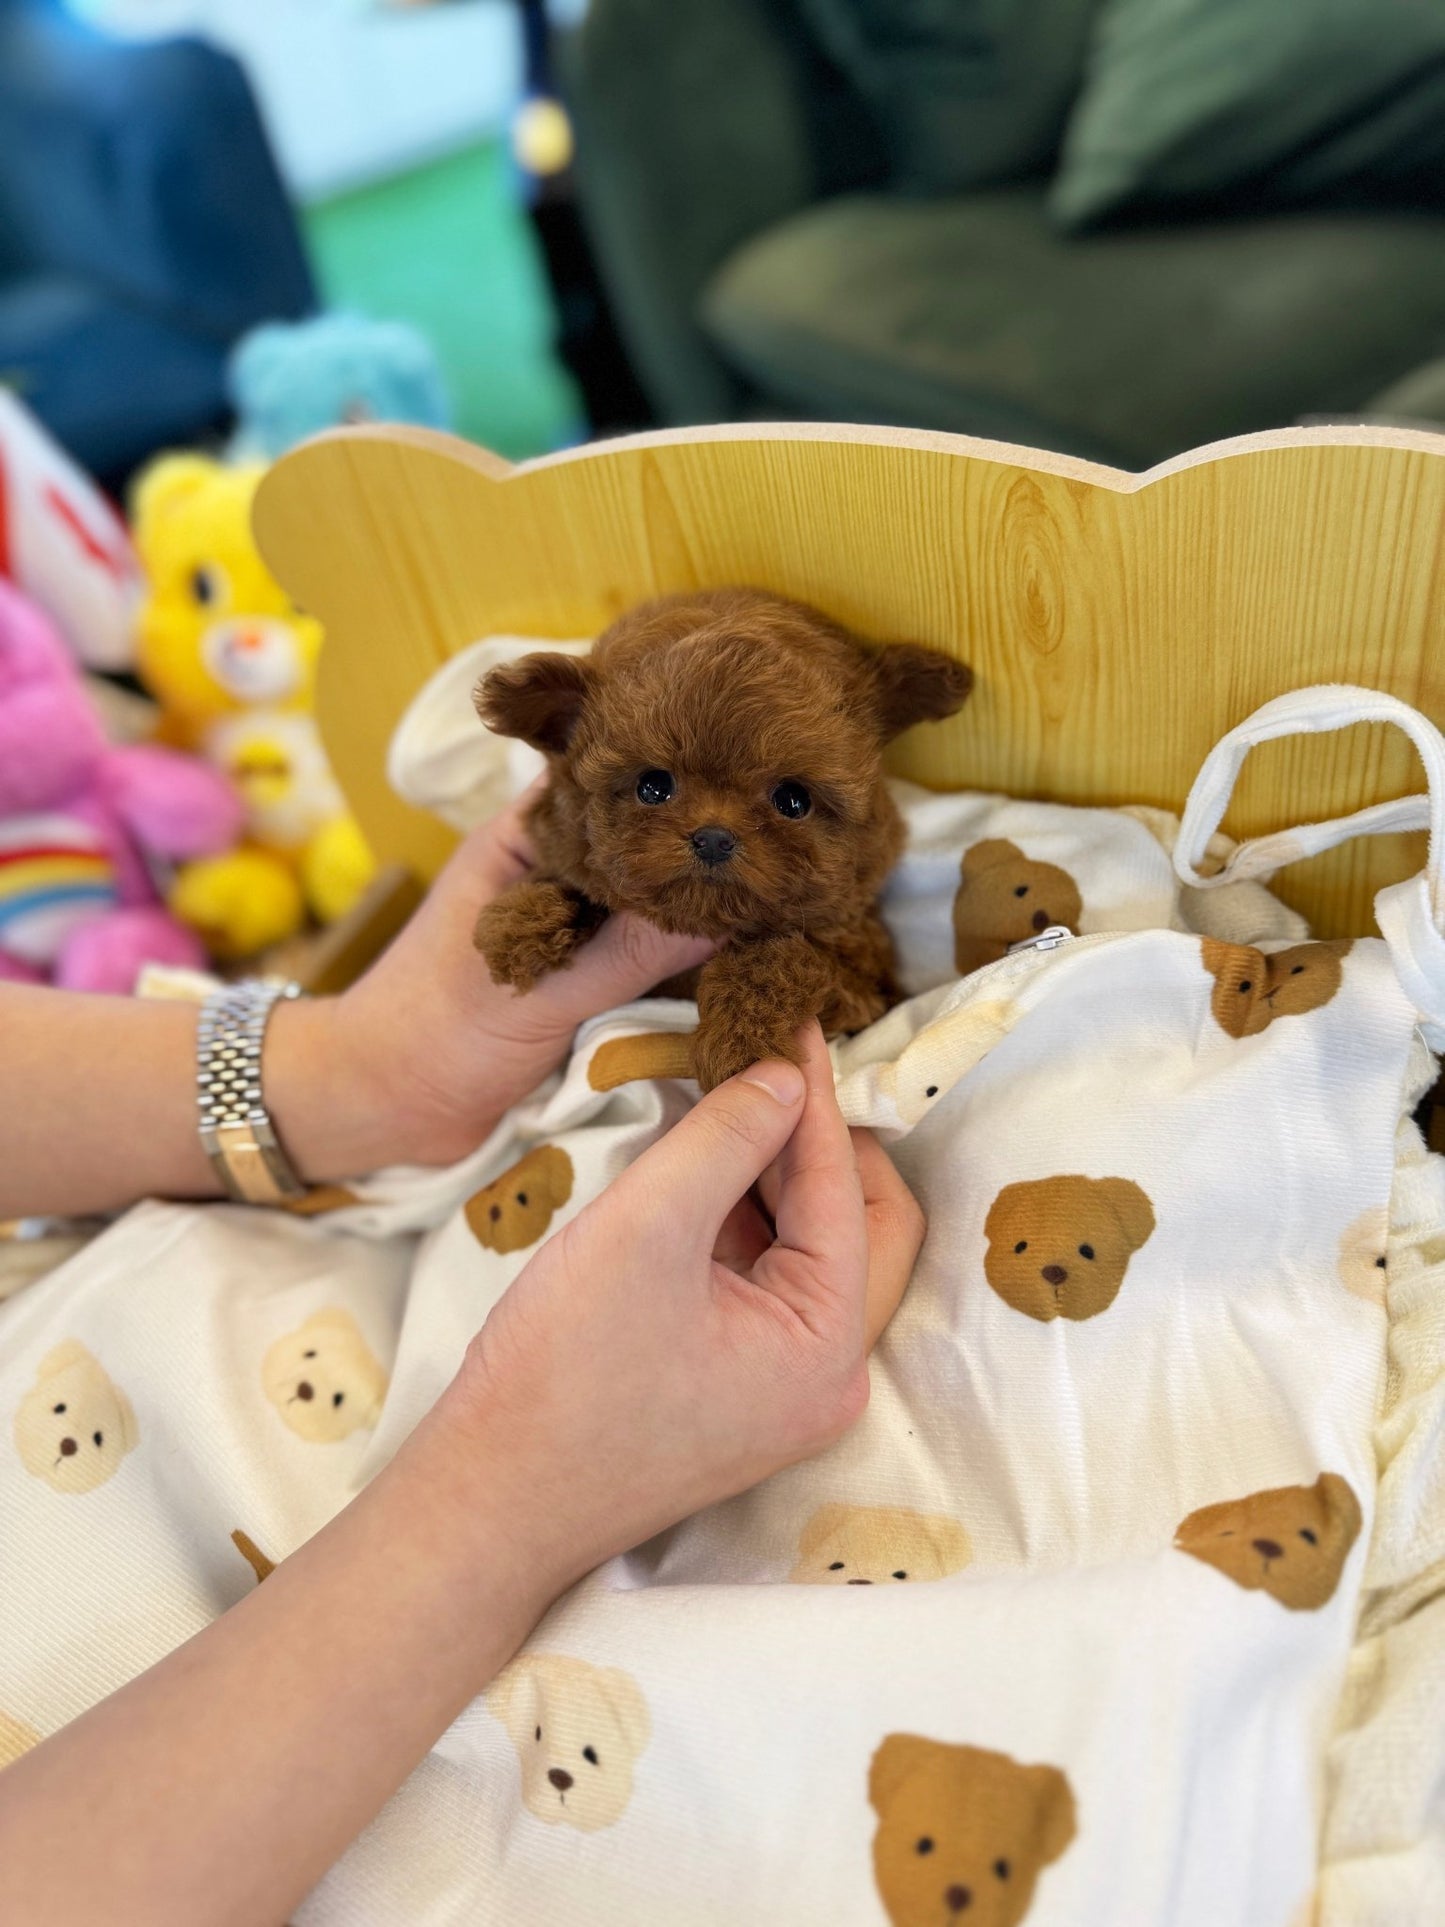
[950,924,1131,1001]
[1006,923,1074,956]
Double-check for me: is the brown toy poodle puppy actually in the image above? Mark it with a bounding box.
[473,587,971,1089]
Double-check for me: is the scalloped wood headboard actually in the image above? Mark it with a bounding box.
[254,420,1445,938]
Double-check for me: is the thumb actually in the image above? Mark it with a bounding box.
[533,912,716,1028]
[616,1058,805,1249]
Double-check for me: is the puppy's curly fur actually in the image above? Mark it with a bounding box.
[473,588,971,1088]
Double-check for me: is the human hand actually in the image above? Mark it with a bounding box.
[278,783,716,1173]
[436,1023,925,1593]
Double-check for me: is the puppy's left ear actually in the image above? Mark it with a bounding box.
[860,643,972,743]
[476,653,593,754]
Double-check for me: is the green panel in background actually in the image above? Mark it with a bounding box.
[303,139,583,461]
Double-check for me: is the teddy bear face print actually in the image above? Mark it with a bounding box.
[261,1308,388,1443]
[465,1144,574,1255]
[1201,938,1352,1038]
[790,1504,972,1585]
[953,839,1083,976]
[13,1341,138,1494]
[869,1735,1076,1927]
[1338,1207,1388,1304]
[983,1175,1156,1322]
[1174,1472,1362,1610]
[487,1652,651,1832]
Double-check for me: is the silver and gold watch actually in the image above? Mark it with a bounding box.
[195,979,306,1205]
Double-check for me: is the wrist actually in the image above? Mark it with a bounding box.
[431,1352,601,1602]
[264,995,413,1183]
[389,1384,577,1645]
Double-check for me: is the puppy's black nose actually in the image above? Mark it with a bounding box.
[548,1768,573,1791]
[690,825,737,867]
[1041,1264,1068,1287]
[1252,1538,1284,1560]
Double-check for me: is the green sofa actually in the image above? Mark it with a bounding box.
[560,0,1445,467]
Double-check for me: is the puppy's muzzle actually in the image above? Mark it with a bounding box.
[690,824,737,868]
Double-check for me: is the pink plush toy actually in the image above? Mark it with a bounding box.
[0,577,242,992]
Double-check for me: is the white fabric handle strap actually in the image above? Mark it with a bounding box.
[1174,683,1445,1026]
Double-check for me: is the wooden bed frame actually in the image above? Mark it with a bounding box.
[254,420,1445,942]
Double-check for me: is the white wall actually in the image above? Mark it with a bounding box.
[67,0,522,201]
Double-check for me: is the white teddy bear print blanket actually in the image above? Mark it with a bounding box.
[3,676,1445,1927]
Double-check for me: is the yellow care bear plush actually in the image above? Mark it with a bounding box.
[131,455,373,956]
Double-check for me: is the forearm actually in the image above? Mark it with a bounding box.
[0,986,433,1219]
[0,1398,555,1927]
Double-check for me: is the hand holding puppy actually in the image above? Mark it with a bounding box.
[473,589,970,1088]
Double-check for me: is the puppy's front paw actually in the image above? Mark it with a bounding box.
[474,881,598,992]
[692,937,831,1090]
[691,1008,804,1093]
[820,976,891,1035]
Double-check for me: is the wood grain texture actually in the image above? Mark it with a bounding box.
[253,420,1445,938]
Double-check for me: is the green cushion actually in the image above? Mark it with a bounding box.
[1052,0,1445,232]
[795,0,1098,193]
[701,189,1445,466]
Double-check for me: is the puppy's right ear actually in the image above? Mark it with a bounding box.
[476,654,593,754]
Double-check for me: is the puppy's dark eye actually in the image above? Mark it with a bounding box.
[915,1837,934,1855]
[1079,1243,1095,1260]
[829,1561,845,1571]
[770,779,811,819]
[190,564,224,607]
[583,1746,599,1765]
[1299,1527,1318,1545]
[636,769,675,805]
[1014,1240,1027,1253]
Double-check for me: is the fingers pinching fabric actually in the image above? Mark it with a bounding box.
[3,683,1445,1924]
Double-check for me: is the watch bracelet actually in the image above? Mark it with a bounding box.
[196,979,306,1205]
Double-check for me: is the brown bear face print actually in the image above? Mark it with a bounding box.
[983,1176,1155,1322]
[1201,938,1353,1039]
[1174,1472,1362,1610]
[869,1735,1076,1927]
[789,1504,972,1585]
[465,1144,574,1255]
[953,840,1083,977]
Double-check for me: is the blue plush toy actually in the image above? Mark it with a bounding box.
[227,312,453,459]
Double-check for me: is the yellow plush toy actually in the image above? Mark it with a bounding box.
[131,455,373,956]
